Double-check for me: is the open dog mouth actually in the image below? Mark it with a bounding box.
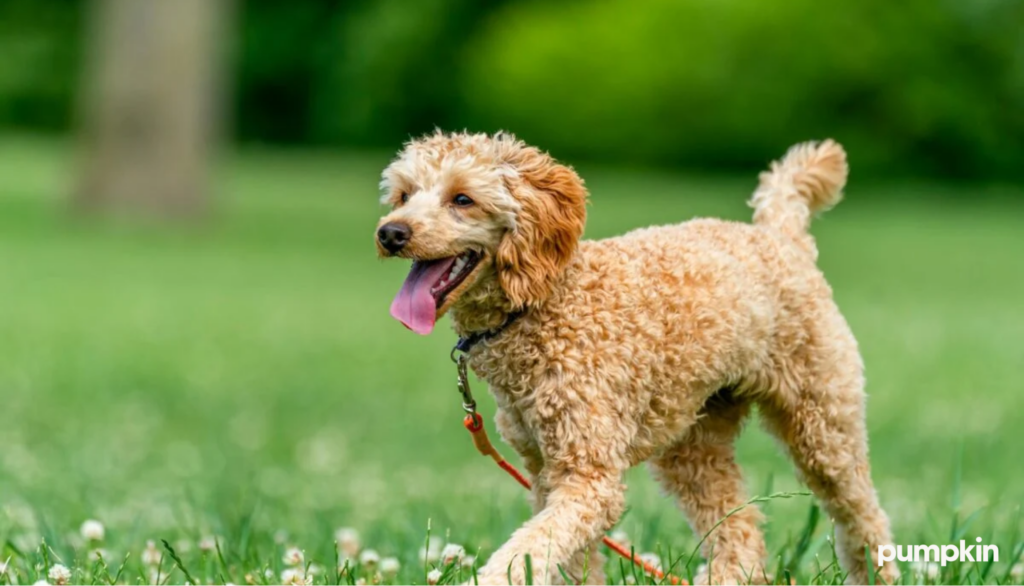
[390,250,481,335]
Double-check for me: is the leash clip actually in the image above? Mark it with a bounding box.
[453,352,477,415]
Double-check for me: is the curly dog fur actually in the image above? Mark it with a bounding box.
[375,131,898,585]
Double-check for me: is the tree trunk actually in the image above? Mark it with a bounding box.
[75,0,231,219]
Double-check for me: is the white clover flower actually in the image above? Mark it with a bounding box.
[264,568,275,579]
[609,529,631,549]
[440,543,465,565]
[461,554,476,569]
[359,548,380,568]
[88,548,111,562]
[33,581,51,586]
[380,557,400,578]
[624,574,637,585]
[426,568,443,585]
[354,579,367,586]
[926,562,940,579]
[47,564,71,585]
[198,535,218,552]
[909,560,925,576]
[638,552,662,576]
[80,519,105,542]
[142,540,162,566]
[307,564,324,576]
[280,568,307,585]
[419,539,442,563]
[335,527,361,558]
[1010,563,1023,581]
[283,546,304,566]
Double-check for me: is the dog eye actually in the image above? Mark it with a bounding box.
[399,191,409,204]
[453,194,474,206]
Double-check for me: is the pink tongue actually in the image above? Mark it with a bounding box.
[390,258,457,335]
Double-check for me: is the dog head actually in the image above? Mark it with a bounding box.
[376,131,588,334]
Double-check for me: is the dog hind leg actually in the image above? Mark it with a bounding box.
[758,366,899,584]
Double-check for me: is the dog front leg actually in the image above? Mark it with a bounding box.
[476,465,625,585]
[495,408,548,512]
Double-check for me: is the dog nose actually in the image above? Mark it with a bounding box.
[377,222,412,253]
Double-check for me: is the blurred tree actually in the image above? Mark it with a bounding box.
[0,0,81,131]
[306,0,511,147]
[459,0,1024,180]
[2,0,1021,182]
[74,0,233,218]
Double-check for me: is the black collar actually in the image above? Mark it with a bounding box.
[453,310,526,354]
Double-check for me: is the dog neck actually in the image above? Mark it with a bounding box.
[450,277,519,339]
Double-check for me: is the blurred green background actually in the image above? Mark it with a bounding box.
[3,0,1023,179]
[0,1,1022,584]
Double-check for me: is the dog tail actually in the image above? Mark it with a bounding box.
[748,139,847,256]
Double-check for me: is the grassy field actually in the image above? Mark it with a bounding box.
[0,136,1022,585]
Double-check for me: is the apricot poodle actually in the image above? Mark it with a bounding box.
[375,131,898,585]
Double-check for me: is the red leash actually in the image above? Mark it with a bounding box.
[462,412,685,585]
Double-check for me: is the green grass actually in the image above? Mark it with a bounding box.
[0,135,1022,585]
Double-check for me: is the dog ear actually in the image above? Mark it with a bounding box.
[497,146,588,308]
